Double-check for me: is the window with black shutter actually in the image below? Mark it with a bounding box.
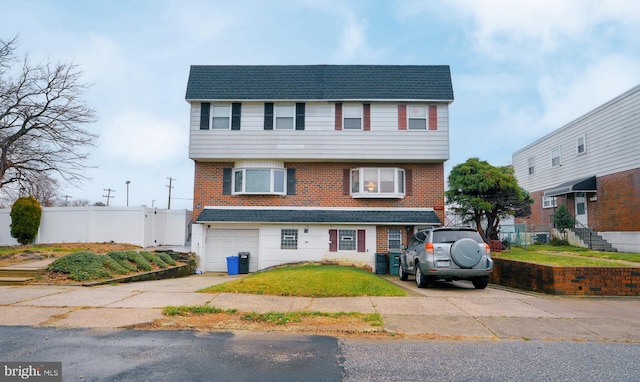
[287,168,296,195]
[199,103,210,130]
[231,103,241,130]
[295,103,305,130]
[222,168,232,195]
[264,103,274,130]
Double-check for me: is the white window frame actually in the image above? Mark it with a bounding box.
[576,135,586,155]
[281,229,298,249]
[232,168,286,195]
[388,229,402,250]
[407,105,427,130]
[551,146,561,168]
[350,167,405,198]
[212,104,231,129]
[542,195,557,209]
[343,104,362,130]
[528,157,535,175]
[275,104,295,130]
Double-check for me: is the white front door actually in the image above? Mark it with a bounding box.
[574,192,588,227]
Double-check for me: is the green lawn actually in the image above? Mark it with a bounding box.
[199,263,407,297]
[494,245,640,267]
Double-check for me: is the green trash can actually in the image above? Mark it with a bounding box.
[389,252,401,275]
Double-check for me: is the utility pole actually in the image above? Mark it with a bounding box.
[166,177,175,209]
[103,188,115,206]
[62,195,72,206]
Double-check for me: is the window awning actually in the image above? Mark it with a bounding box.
[543,176,597,197]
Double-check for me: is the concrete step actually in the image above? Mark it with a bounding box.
[0,276,33,286]
[0,268,46,278]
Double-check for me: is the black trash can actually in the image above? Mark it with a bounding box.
[375,253,388,275]
[238,252,250,274]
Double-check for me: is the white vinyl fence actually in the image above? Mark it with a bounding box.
[0,206,191,248]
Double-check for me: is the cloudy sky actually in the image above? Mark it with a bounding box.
[1,0,639,210]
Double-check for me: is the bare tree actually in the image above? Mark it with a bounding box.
[0,36,97,191]
[0,172,60,207]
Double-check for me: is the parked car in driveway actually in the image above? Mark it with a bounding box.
[398,227,493,289]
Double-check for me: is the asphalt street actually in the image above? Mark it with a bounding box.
[1,327,638,381]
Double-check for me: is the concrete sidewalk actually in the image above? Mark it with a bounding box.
[1,273,639,342]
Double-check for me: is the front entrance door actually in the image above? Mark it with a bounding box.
[574,192,588,227]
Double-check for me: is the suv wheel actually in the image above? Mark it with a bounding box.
[415,262,429,288]
[472,277,489,289]
[398,261,408,281]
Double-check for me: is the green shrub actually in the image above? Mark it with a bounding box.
[157,252,176,266]
[106,251,138,272]
[141,251,169,268]
[102,255,132,275]
[48,251,112,281]
[10,196,42,245]
[125,251,151,272]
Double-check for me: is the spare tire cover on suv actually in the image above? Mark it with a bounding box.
[450,238,482,268]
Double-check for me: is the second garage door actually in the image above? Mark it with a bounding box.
[205,229,259,272]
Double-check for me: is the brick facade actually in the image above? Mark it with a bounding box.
[517,167,640,232]
[192,161,445,223]
[491,258,640,296]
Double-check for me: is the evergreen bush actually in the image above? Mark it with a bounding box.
[10,196,42,245]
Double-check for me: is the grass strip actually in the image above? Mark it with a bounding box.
[199,263,407,297]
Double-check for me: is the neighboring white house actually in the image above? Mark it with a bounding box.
[513,84,640,253]
[0,206,191,248]
[185,65,454,272]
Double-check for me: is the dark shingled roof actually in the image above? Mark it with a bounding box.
[185,65,453,101]
[195,208,441,225]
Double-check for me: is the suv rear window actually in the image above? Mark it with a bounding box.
[433,230,483,244]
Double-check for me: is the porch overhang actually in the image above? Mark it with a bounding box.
[543,176,597,197]
[195,207,441,226]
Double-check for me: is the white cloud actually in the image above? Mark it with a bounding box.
[335,12,369,61]
[101,111,187,166]
[537,54,640,130]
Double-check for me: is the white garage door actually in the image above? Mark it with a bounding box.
[205,229,259,272]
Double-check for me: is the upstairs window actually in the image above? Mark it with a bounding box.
[350,168,405,198]
[275,104,294,129]
[212,104,231,129]
[528,157,535,175]
[200,103,241,130]
[407,105,427,130]
[551,146,561,168]
[343,104,362,130]
[233,168,286,195]
[577,135,586,155]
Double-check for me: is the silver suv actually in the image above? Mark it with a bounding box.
[398,227,493,289]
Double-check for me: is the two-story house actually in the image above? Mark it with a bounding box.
[513,84,640,253]
[186,65,454,272]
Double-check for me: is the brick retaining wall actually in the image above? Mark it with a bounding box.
[490,258,640,296]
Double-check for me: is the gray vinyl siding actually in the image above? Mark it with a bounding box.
[513,85,640,192]
[190,101,450,162]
